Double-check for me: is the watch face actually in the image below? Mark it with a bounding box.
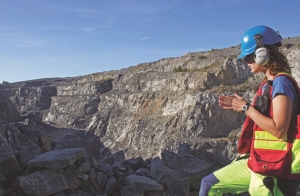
[242,105,248,111]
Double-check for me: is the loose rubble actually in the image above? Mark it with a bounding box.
[0,118,220,196]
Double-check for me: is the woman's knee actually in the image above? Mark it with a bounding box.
[199,174,219,196]
[201,174,213,186]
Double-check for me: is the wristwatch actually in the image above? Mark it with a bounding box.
[242,102,251,113]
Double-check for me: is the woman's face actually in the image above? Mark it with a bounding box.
[243,53,267,74]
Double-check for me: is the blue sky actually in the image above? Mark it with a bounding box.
[1,0,300,83]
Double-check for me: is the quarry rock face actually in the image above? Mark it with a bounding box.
[1,40,300,161]
[49,64,250,160]
[0,37,299,195]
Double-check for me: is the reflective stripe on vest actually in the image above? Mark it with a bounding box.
[291,139,300,173]
[254,131,287,150]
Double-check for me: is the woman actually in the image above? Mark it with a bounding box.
[199,25,300,196]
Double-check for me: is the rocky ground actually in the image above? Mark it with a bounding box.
[0,112,227,196]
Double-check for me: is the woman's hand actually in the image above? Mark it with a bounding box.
[219,93,247,112]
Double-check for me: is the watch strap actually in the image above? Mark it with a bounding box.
[242,102,251,113]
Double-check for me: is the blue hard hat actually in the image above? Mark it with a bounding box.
[237,25,282,59]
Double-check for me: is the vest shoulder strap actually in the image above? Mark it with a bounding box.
[273,72,300,114]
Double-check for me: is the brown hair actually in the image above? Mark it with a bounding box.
[264,42,291,76]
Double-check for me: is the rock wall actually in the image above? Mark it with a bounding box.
[1,37,300,196]
[0,38,300,162]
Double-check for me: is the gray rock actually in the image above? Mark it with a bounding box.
[150,157,166,168]
[64,189,95,196]
[125,174,164,191]
[0,184,5,196]
[177,143,193,158]
[113,150,125,164]
[135,168,150,176]
[113,164,126,176]
[101,155,114,165]
[144,190,164,196]
[79,178,96,193]
[96,172,104,185]
[0,123,45,168]
[18,148,45,168]
[27,148,85,169]
[77,173,89,180]
[0,123,8,146]
[67,175,81,189]
[0,95,21,122]
[161,150,214,190]
[102,150,125,167]
[126,168,136,176]
[0,145,22,180]
[0,172,6,183]
[11,169,68,195]
[89,168,99,191]
[90,157,99,169]
[75,162,91,173]
[19,125,53,151]
[53,192,66,196]
[163,190,181,196]
[121,190,144,196]
[65,165,82,189]
[149,159,190,196]
[126,157,145,169]
[49,128,104,159]
[97,161,114,177]
[105,176,119,195]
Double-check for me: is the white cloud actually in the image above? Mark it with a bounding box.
[139,37,149,41]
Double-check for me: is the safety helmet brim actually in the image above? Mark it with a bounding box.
[237,45,256,59]
[237,25,282,59]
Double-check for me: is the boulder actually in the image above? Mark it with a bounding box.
[0,94,21,122]
[27,148,85,169]
[125,174,164,191]
[105,176,120,195]
[0,145,22,180]
[149,158,191,196]
[18,125,53,151]
[11,169,68,195]
[161,150,214,190]
[65,165,82,189]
